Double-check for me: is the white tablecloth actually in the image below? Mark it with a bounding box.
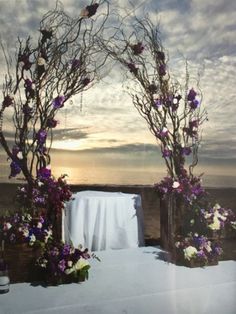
[63,190,144,251]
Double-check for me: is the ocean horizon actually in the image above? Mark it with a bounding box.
[1,164,236,188]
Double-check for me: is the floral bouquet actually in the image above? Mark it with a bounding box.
[174,233,222,267]
[0,212,52,247]
[200,203,236,238]
[35,241,95,285]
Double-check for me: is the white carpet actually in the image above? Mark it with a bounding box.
[1,246,236,314]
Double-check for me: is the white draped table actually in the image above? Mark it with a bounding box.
[63,190,145,251]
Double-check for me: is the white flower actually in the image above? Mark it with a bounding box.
[209,216,221,230]
[175,241,180,248]
[172,181,180,189]
[173,98,178,105]
[205,242,212,253]
[4,222,12,230]
[67,261,73,268]
[37,222,43,229]
[37,57,46,66]
[184,246,198,260]
[29,234,36,245]
[75,258,89,271]
[23,228,29,237]
[17,151,23,159]
[213,203,221,211]
[38,181,44,187]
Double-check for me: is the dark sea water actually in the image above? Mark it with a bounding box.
[1,164,235,188]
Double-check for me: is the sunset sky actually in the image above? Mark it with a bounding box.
[0,0,235,186]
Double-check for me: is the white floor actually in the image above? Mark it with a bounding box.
[1,246,236,314]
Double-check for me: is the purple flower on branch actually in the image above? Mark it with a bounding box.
[128,63,138,75]
[156,51,165,61]
[37,129,47,144]
[3,95,14,108]
[46,118,58,128]
[158,64,166,76]
[52,96,65,109]
[9,161,21,178]
[187,88,197,101]
[131,42,144,55]
[190,99,200,110]
[37,167,51,179]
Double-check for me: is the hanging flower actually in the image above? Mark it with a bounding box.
[71,59,81,70]
[159,127,168,138]
[158,64,166,76]
[190,99,200,110]
[2,95,14,108]
[131,42,144,55]
[82,77,90,86]
[40,29,53,44]
[18,53,32,70]
[81,3,99,18]
[37,129,47,145]
[46,118,58,128]
[24,79,35,98]
[52,95,65,109]
[9,161,21,178]
[162,146,172,158]
[181,146,192,156]
[156,51,165,61]
[187,88,197,101]
[127,63,138,75]
[37,166,51,180]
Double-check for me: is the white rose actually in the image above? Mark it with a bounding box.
[17,151,23,159]
[75,258,89,271]
[172,181,180,189]
[184,246,198,260]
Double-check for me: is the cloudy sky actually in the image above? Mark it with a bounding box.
[0,0,235,185]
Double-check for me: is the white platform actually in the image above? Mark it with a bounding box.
[1,246,236,314]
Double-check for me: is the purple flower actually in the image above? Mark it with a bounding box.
[189,119,199,129]
[156,51,165,61]
[162,148,172,158]
[3,95,14,108]
[62,244,71,256]
[71,59,80,70]
[37,167,51,179]
[159,127,168,138]
[46,118,58,128]
[37,129,47,144]
[52,96,65,109]
[154,99,162,108]
[9,161,21,178]
[58,259,66,272]
[181,146,192,156]
[85,3,99,17]
[82,78,90,86]
[158,64,166,76]
[127,63,138,75]
[190,99,200,109]
[187,88,197,101]
[131,42,144,55]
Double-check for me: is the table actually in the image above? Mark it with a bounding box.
[63,190,144,251]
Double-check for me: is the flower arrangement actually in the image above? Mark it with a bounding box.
[16,167,72,215]
[0,212,52,246]
[155,168,205,204]
[200,204,236,233]
[35,242,95,285]
[175,233,223,266]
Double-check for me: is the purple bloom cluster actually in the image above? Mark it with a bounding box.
[175,233,223,264]
[52,96,65,109]
[187,88,200,110]
[2,95,14,108]
[155,169,205,204]
[131,42,145,55]
[0,213,52,245]
[36,241,91,284]
[17,170,72,215]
